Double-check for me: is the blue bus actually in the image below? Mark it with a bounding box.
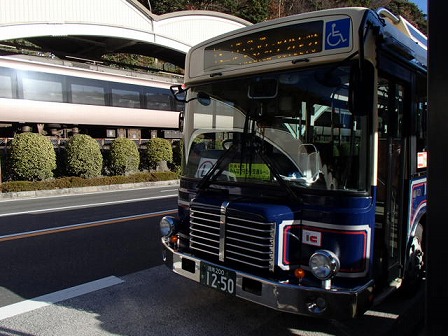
[160,7,427,319]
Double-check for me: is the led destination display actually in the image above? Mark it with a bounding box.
[204,20,323,70]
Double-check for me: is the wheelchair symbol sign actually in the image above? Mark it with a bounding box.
[325,18,350,50]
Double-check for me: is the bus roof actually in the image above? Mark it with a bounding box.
[377,8,427,67]
[185,7,427,81]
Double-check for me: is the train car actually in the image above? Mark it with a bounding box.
[0,54,184,139]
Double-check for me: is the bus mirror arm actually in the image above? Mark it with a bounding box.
[178,111,184,132]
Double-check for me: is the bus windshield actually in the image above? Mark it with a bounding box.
[184,62,369,192]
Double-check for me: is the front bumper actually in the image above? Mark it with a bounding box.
[162,240,374,319]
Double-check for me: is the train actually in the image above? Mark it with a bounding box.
[0,54,184,140]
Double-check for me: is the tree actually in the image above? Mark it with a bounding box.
[239,0,270,23]
[9,132,56,181]
[139,0,427,37]
[152,0,186,14]
[66,134,103,178]
[145,138,173,171]
[386,0,427,35]
[109,138,140,175]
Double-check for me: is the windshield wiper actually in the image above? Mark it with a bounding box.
[196,142,239,191]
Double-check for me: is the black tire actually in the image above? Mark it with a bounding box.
[401,223,425,295]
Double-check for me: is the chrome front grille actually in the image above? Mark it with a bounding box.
[190,202,275,271]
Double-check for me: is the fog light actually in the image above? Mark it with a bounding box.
[306,296,328,314]
[309,250,340,280]
[160,216,176,237]
[316,297,327,310]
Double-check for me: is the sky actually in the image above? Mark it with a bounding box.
[411,0,427,14]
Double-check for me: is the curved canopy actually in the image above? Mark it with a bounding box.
[0,0,251,68]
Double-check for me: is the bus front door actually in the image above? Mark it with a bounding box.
[376,77,407,286]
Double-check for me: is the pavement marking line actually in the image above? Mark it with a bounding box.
[0,209,177,242]
[0,276,124,321]
[0,194,177,218]
[363,310,399,319]
[160,189,178,192]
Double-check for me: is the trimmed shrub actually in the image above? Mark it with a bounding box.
[66,134,103,178]
[109,138,140,175]
[9,132,56,181]
[145,138,173,171]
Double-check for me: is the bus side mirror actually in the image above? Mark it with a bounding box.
[170,84,187,102]
[350,62,374,115]
[197,92,211,106]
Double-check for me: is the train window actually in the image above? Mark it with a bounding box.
[175,100,185,112]
[71,83,106,106]
[112,88,140,108]
[0,73,13,98]
[145,90,172,110]
[22,76,63,102]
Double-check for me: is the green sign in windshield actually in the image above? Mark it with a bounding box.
[229,163,271,180]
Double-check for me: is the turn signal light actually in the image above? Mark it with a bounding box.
[170,235,179,245]
[294,268,306,280]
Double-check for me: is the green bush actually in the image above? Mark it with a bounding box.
[9,132,56,181]
[66,134,103,178]
[145,138,173,171]
[109,138,140,175]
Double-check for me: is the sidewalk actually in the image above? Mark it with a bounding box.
[0,179,180,200]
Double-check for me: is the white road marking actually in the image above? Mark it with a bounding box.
[363,310,399,319]
[0,276,124,321]
[0,194,176,218]
[160,189,178,192]
[0,185,178,203]
[0,209,177,242]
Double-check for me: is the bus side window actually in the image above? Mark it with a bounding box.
[415,73,427,172]
[377,138,387,202]
[376,78,391,202]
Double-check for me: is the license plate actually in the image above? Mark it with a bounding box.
[200,262,236,295]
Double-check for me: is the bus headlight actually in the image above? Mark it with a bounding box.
[309,250,340,280]
[160,216,176,237]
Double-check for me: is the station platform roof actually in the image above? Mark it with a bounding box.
[0,0,251,68]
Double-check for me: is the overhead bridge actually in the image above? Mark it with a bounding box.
[0,0,251,67]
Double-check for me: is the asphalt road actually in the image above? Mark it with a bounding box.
[0,265,424,336]
[0,184,425,335]
[0,184,178,307]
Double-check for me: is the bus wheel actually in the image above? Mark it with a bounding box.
[402,223,425,294]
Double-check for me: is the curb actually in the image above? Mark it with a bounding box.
[0,180,180,200]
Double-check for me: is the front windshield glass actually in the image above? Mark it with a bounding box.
[184,63,369,192]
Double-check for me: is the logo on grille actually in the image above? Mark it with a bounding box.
[302,229,322,246]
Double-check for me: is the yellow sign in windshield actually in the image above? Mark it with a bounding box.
[229,163,270,180]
